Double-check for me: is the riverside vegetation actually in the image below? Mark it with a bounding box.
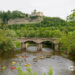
[0,9,75,54]
[16,65,53,75]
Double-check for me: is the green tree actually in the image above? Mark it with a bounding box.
[59,31,75,54]
[67,9,75,22]
[0,29,16,53]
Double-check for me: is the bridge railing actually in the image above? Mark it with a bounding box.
[18,37,58,40]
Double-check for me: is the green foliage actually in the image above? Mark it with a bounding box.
[0,10,28,24]
[67,9,75,27]
[30,16,39,19]
[8,24,63,38]
[16,66,53,75]
[0,29,16,53]
[59,31,75,54]
[41,17,66,26]
[34,72,38,75]
[48,66,53,75]
[67,9,75,22]
[11,10,27,19]
[14,40,21,48]
[16,66,33,75]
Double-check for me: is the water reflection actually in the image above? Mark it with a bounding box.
[27,46,53,52]
[27,46,37,52]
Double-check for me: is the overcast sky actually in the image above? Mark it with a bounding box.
[0,0,75,19]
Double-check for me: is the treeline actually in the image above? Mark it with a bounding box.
[0,10,28,24]
[41,17,66,26]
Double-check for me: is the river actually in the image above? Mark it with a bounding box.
[0,46,75,75]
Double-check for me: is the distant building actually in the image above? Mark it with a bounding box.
[31,10,44,17]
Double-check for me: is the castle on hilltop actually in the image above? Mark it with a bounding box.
[8,10,44,25]
[30,9,44,17]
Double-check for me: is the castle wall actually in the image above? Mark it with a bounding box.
[8,17,43,25]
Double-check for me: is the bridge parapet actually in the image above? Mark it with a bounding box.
[18,37,58,44]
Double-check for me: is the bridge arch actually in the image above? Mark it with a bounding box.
[24,40,37,44]
[21,40,38,50]
[40,41,55,50]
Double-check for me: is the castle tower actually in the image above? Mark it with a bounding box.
[34,9,37,13]
[31,9,44,17]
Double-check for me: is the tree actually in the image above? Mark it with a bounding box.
[11,10,27,19]
[59,31,75,54]
[67,9,75,22]
[0,29,16,53]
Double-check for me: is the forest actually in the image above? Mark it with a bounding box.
[0,9,75,54]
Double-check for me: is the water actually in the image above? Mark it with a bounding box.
[27,46,53,52]
[0,46,75,75]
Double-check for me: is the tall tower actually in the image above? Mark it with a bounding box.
[33,9,37,14]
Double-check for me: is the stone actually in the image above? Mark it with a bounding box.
[46,55,51,58]
[33,58,38,62]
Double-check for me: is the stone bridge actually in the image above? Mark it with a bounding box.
[18,37,59,51]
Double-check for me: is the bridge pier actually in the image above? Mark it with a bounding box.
[37,43,42,51]
[21,42,27,50]
[54,43,59,51]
